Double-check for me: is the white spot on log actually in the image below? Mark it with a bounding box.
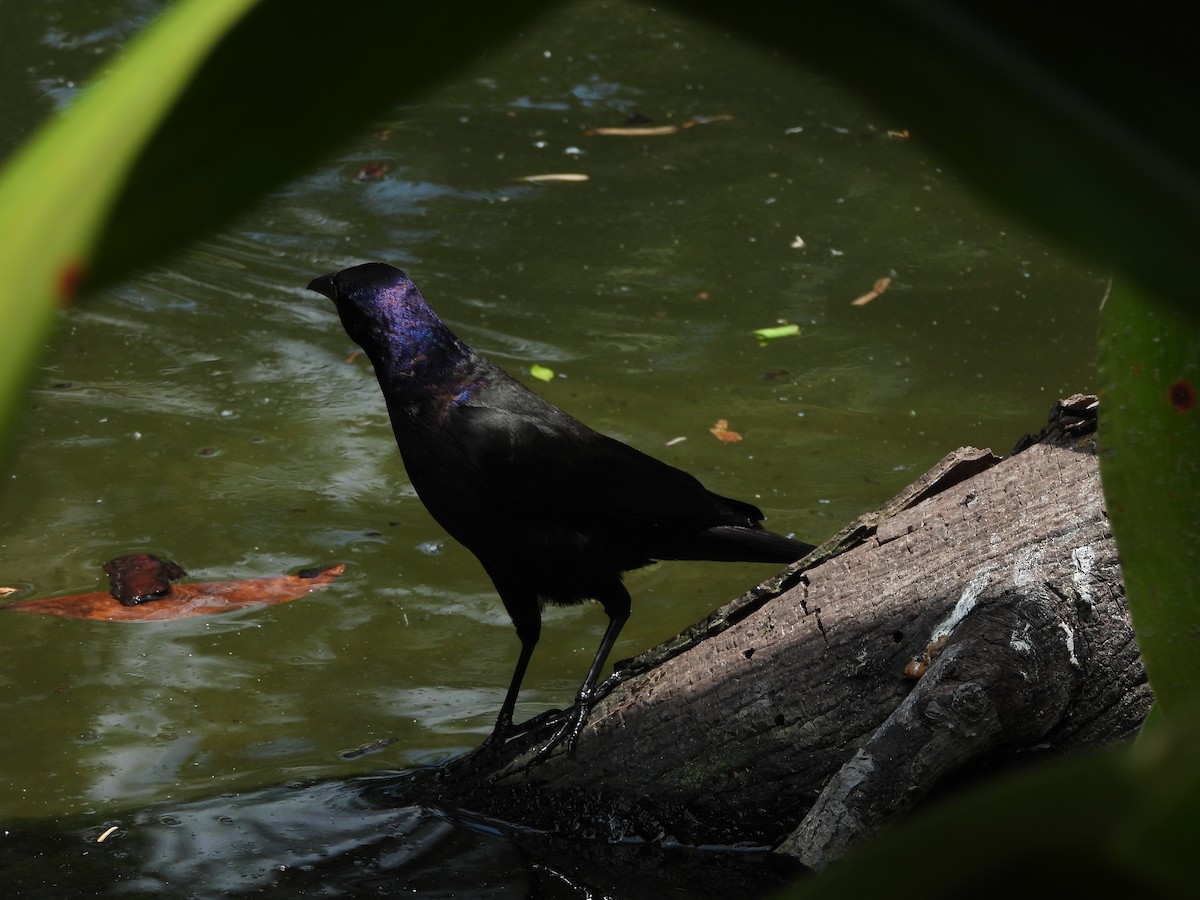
[1011,546,1040,586]
[1059,620,1081,667]
[1071,546,1096,607]
[931,568,992,641]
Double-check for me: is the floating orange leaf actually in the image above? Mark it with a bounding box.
[709,419,743,443]
[6,554,344,622]
[851,276,893,306]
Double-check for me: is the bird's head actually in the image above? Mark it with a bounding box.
[307,263,468,380]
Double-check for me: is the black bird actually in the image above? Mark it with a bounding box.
[307,263,815,755]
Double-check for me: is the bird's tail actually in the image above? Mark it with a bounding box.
[671,525,816,565]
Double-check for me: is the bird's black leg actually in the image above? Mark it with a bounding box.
[477,636,535,753]
[475,578,542,756]
[529,582,631,764]
[570,610,629,739]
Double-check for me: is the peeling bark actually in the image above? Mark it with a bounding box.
[417,395,1150,865]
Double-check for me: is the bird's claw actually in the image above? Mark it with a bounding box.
[471,727,511,760]
[465,707,562,761]
[524,697,593,770]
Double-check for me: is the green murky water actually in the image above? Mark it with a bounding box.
[0,0,1102,890]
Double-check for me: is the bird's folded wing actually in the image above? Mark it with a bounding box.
[449,404,762,531]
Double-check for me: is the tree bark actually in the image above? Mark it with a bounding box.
[419,395,1150,866]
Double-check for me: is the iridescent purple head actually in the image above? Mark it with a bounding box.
[308,263,468,382]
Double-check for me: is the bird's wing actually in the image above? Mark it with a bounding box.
[448,402,762,532]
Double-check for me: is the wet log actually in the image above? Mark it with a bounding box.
[420,395,1150,867]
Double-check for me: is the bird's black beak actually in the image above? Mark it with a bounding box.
[307,273,337,301]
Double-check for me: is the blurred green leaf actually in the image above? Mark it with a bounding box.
[673,2,1198,316]
[529,364,556,382]
[782,721,1200,899]
[86,0,558,289]
[0,0,258,441]
[0,0,557,447]
[1137,702,1165,747]
[1099,284,1200,717]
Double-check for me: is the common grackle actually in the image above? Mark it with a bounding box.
[308,263,815,757]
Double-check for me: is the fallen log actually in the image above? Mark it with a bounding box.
[418,394,1151,867]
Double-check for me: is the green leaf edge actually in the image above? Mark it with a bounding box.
[0,0,259,440]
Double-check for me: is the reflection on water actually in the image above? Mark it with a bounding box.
[4,772,798,898]
[1,0,1102,894]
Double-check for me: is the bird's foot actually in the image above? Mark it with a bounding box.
[524,696,594,770]
[471,727,511,761]
[475,707,558,755]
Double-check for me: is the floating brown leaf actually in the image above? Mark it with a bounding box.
[517,173,590,184]
[584,125,681,137]
[681,114,734,128]
[584,114,733,137]
[354,162,390,182]
[104,553,185,605]
[709,418,743,443]
[851,276,893,306]
[6,560,345,622]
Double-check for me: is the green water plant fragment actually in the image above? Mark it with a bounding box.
[753,323,801,345]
